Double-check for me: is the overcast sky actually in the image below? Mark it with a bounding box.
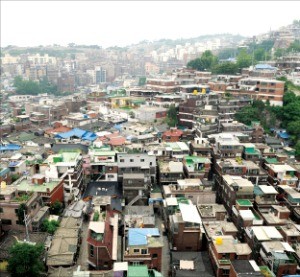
[1,1,300,48]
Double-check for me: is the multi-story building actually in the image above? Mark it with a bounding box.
[123,228,163,271]
[0,187,42,232]
[214,158,268,186]
[146,78,177,93]
[43,152,84,204]
[216,175,254,213]
[265,164,299,187]
[123,173,150,205]
[260,241,298,277]
[168,202,203,251]
[182,155,211,179]
[244,226,283,259]
[88,146,118,181]
[228,78,285,106]
[117,153,157,185]
[158,161,184,185]
[87,203,119,270]
[208,235,252,277]
[163,179,216,205]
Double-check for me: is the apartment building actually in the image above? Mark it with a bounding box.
[43,152,84,203]
[229,78,285,106]
[117,153,157,184]
[182,155,211,179]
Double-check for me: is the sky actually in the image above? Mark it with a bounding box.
[1,1,300,48]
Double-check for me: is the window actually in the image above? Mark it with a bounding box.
[130,159,134,162]
[15,209,19,214]
[0,207,3,213]
[90,245,94,257]
[133,249,140,253]
[120,159,124,162]
[152,253,158,259]
[141,249,147,254]
[1,219,12,225]
[223,269,230,275]
[141,159,145,162]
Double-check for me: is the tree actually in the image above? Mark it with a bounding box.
[295,140,300,158]
[50,200,63,215]
[166,104,178,127]
[213,62,238,75]
[236,49,252,69]
[187,50,218,71]
[16,203,27,226]
[41,219,59,235]
[8,242,45,277]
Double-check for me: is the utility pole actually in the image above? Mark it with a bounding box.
[23,210,31,242]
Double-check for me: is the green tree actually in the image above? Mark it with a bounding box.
[217,48,236,60]
[200,50,218,71]
[234,106,260,125]
[50,200,63,215]
[41,219,59,235]
[236,49,252,69]
[166,104,178,127]
[295,140,300,158]
[16,203,27,225]
[8,242,45,277]
[187,50,218,71]
[254,48,271,62]
[212,62,238,75]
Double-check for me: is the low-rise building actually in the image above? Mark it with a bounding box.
[182,155,211,179]
[260,241,298,277]
[168,202,203,251]
[163,179,216,205]
[208,235,252,277]
[123,228,163,271]
[87,205,119,270]
[266,164,298,187]
[158,161,184,185]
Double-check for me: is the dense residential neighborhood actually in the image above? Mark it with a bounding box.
[1,15,300,277]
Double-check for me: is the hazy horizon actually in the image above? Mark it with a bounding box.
[1,1,300,48]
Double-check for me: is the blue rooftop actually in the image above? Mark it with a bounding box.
[55,128,97,141]
[0,144,22,152]
[128,228,160,246]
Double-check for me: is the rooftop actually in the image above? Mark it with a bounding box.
[16,178,61,193]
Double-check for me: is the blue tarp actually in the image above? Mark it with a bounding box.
[0,144,22,151]
[278,131,290,139]
[255,64,277,70]
[55,128,97,141]
[128,228,160,246]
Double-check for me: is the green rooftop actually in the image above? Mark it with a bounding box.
[236,199,253,207]
[265,158,279,164]
[46,152,80,164]
[245,148,260,155]
[17,179,60,193]
[128,265,149,277]
[184,155,210,164]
